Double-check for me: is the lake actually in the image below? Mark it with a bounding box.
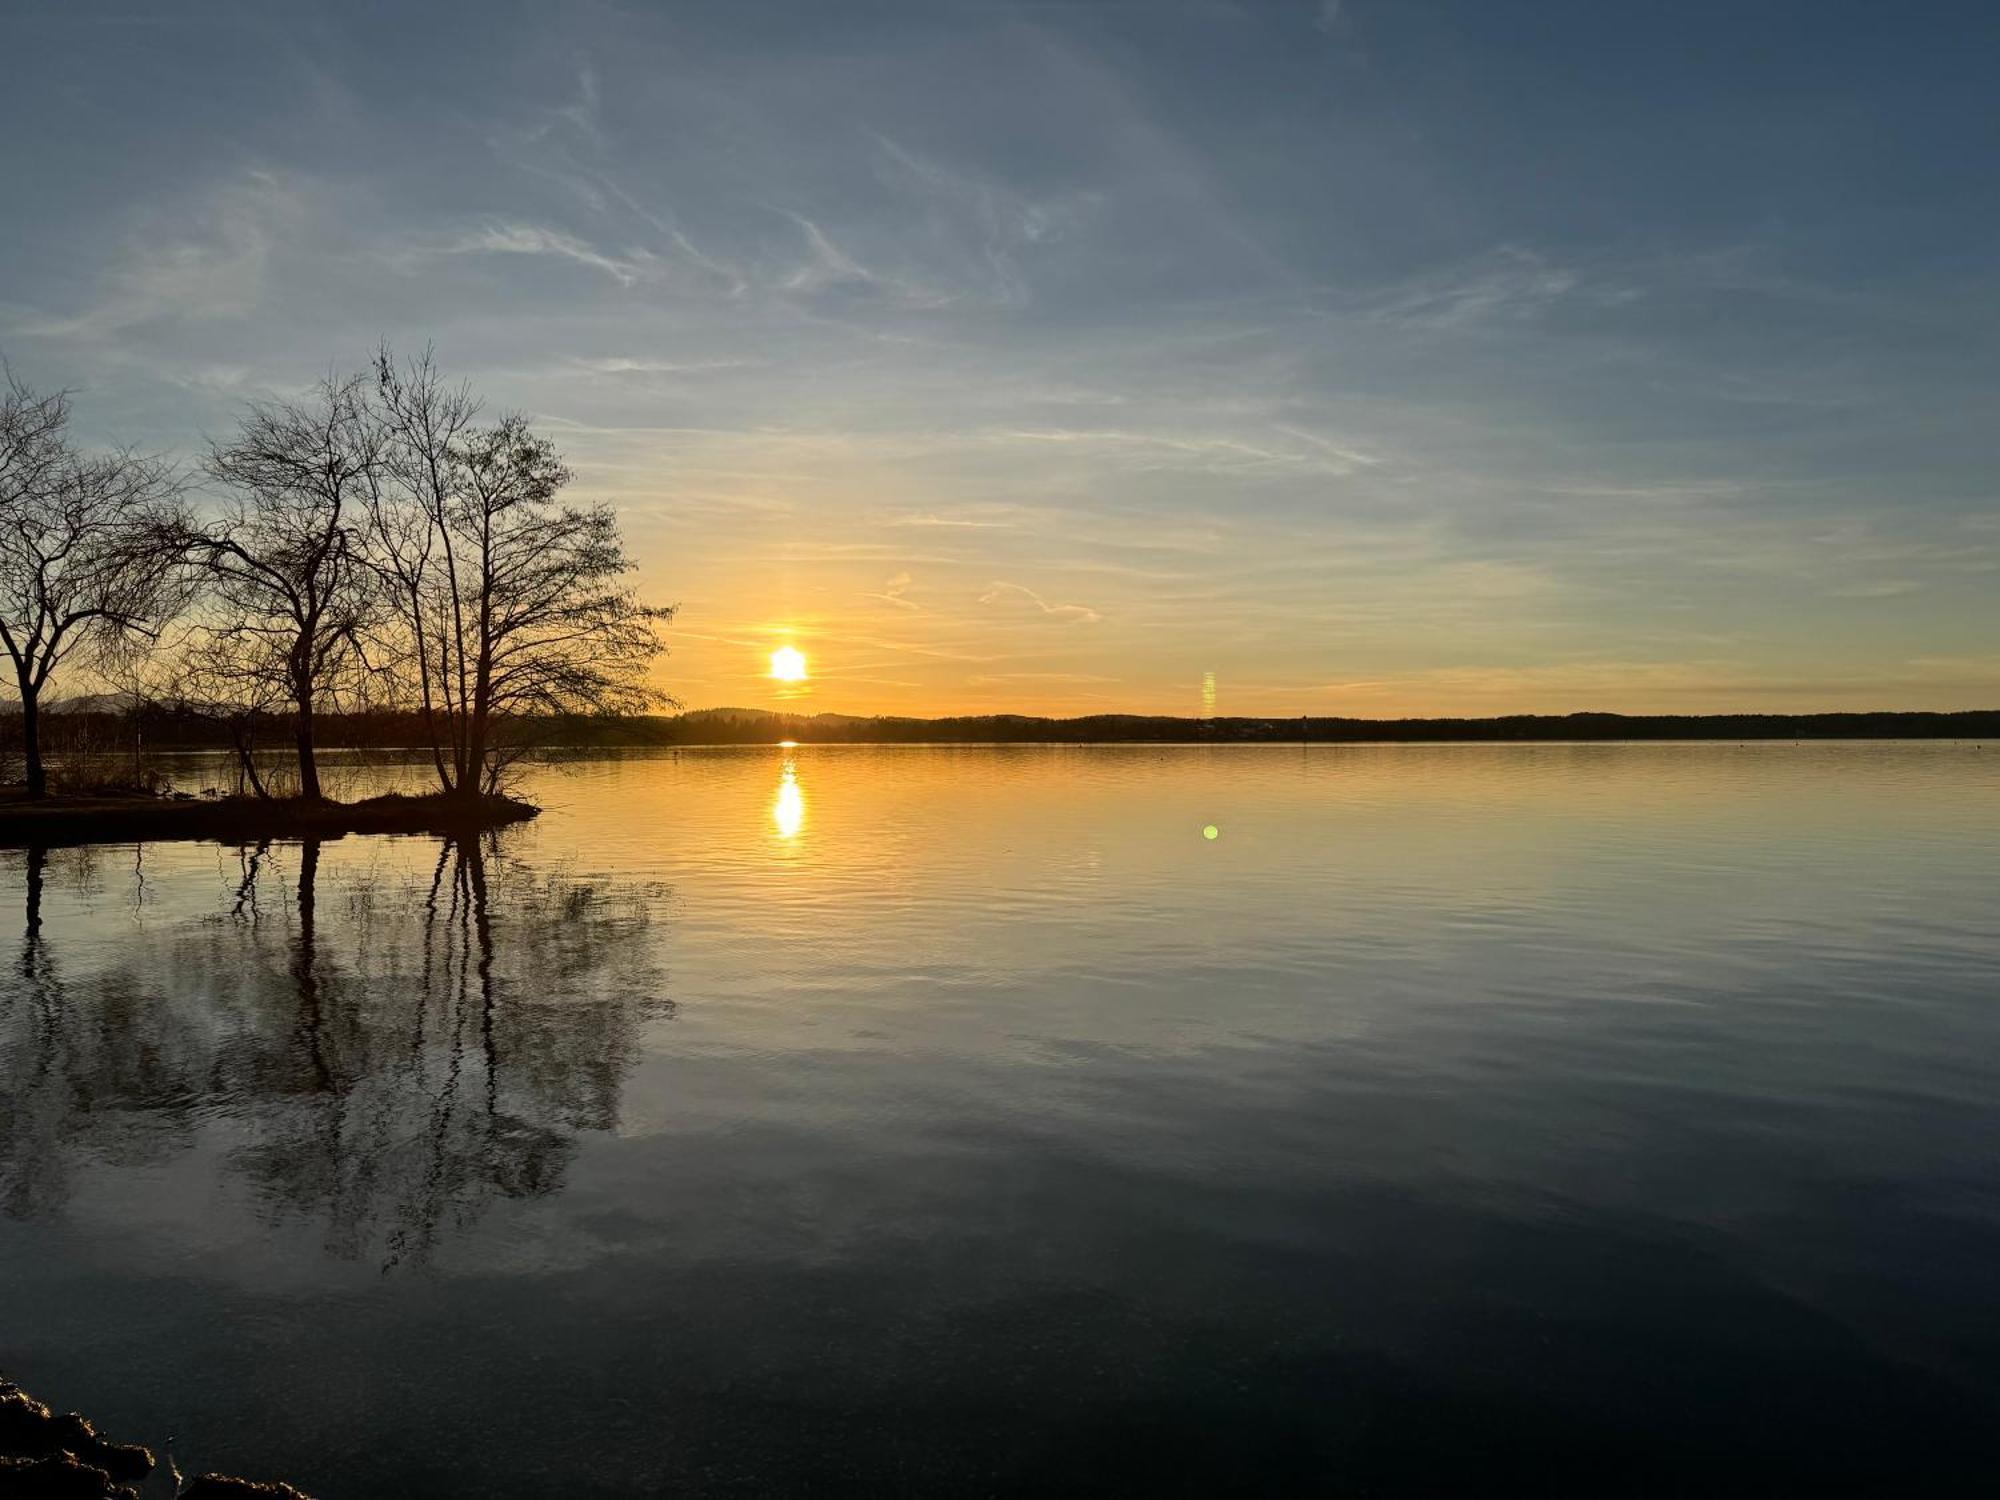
[3,743,1998,1494]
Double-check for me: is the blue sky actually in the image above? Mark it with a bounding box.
[4,0,1996,714]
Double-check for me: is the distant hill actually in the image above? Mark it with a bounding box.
[39,692,146,715]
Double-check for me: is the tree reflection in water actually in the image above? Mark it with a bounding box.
[0,836,671,1268]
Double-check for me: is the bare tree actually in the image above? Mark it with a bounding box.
[177,374,381,801]
[363,346,479,792]
[0,372,186,797]
[370,349,673,799]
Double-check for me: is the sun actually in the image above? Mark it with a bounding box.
[769,646,809,682]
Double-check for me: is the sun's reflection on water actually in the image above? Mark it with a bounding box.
[773,757,805,839]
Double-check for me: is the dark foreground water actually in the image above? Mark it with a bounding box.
[2,743,1998,1495]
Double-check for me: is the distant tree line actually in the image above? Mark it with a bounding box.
[657,707,2000,744]
[0,349,673,800]
[9,697,1993,774]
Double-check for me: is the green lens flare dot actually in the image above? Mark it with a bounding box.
[1202,825,1220,840]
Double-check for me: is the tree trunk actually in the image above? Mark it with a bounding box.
[461,723,487,803]
[232,723,269,799]
[295,697,322,801]
[459,643,494,803]
[18,677,45,800]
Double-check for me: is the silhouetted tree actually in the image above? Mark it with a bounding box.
[369,347,674,798]
[0,373,185,796]
[176,374,381,800]
[362,346,480,792]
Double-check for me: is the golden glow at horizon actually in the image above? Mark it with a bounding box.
[773,760,805,839]
[770,646,808,682]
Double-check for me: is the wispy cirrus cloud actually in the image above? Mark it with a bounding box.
[398,221,657,286]
[564,356,760,378]
[878,510,1018,530]
[968,671,1119,685]
[18,169,301,340]
[979,581,1103,625]
[1360,246,1618,330]
[864,570,922,611]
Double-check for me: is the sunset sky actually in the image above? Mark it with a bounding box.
[5,1,1997,717]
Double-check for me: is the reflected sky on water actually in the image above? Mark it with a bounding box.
[3,744,2000,1494]
[773,755,806,841]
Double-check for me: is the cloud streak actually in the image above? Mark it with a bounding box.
[979,581,1104,625]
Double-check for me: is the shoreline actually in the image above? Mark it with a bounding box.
[0,790,539,849]
[1,1374,313,1497]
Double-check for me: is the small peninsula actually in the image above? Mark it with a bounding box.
[0,788,537,849]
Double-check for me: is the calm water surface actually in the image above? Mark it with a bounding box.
[3,744,1998,1494]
